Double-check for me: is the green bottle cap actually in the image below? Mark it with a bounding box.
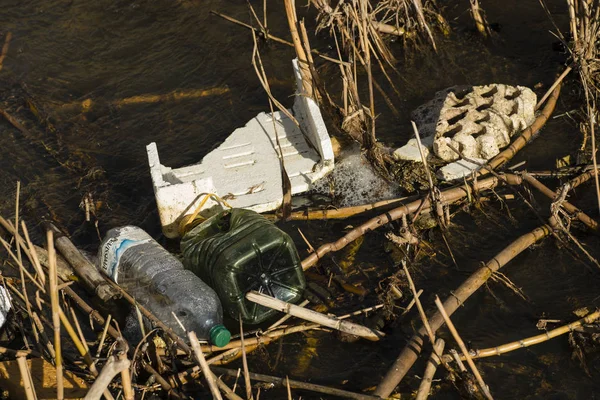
[209,325,231,347]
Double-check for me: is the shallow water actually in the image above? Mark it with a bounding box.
[1,0,600,398]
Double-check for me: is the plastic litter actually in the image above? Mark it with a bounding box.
[98,226,231,346]
[181,208,305,324]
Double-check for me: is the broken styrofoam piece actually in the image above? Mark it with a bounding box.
[392,135,434,162]
[436,158,486,181]
[147,59,334,238]
[0,286,11,329]
[412,84,536,162]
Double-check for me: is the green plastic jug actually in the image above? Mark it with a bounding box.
[180,209,305,324]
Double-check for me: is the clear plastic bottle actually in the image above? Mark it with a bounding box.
[98,226,231,347]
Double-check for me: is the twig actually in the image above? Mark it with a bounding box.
[434,296,493,400]
[375,225,552,398]
[401,261,437,350]
[211,367,380,400]
[45,223,120,302]
[84,356,130,400]
[415,338,445,400]
[16,356,37,400]
[448,309,600,360]
[536,65,572,110]
[189,331,223,400]
[246,291,384,341]
[47,230,64,400]
[239,320,253,400]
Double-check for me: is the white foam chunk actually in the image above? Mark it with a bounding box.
[436,159,485,181]
[147,59,334,238]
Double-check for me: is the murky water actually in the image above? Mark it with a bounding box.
[1,0,600,398]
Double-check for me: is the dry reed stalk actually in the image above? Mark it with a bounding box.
[189,331,223,400]
[0,237,45,292]
[210,10,346,66]
[206,304,383,367]
[45,223,120,302]
[21,223,45,285]
[118,352,134,400]
[536,66,572,110]
[47,231,64,400]
[374,225,552,398]
[283,0,313,98]
[16,356,37,400]
[246,291,383,341]
[239,320,253,400]
[565,0,600,214]
[0,32,11,72]
[286,376,292,400]
[216,376,244,400]
[267,299,310,330]
[522,173,598,231]
[301,174,510,270]
[265,195,416,221]
[449,309,600,361]
[211,367,380,400]
[96,315,112,358]
[58,309,115,400]
[84,356,130,400]
[402,261,437,351]
[434,296,493,400]
[469,0,490,37]
[415,338,445,400]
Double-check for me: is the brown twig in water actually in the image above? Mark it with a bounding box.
[434,296,493,400]
[374,225,552,398]
[415,338,445,400]
[447,309,600,361]
[47,231,64,400]
[211,367,380,400]
[189,331,223,400]
[239,319,253,400]
[246,291,384,340]
[16,356,37,400]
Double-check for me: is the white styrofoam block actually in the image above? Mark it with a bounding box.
[436,158,485,181]
[148,58,334,238]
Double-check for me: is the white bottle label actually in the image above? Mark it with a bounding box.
[99,227,152,283]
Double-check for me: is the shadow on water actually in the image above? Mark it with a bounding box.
[1,0,600,398]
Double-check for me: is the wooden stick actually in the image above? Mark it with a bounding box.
[47,231,64,400]
[415,338,445,400]
[189,331,223,400]
[246,291,383,341]
[118,351,134,400]
[434,296,493,399]
[211,367,380,400]
[522,173,598,231]
[402,261,437,349]
[536,65,572,110]
[374,225,552,398]
[45,223,120,302]
[58,309,115,400]
[216,376,244,400]
[267,299,310,330]
[301,175,510,270]
[239,319,253,400]
[84,356,130,400]
[449,309,600,361]
[16,356,37,400]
